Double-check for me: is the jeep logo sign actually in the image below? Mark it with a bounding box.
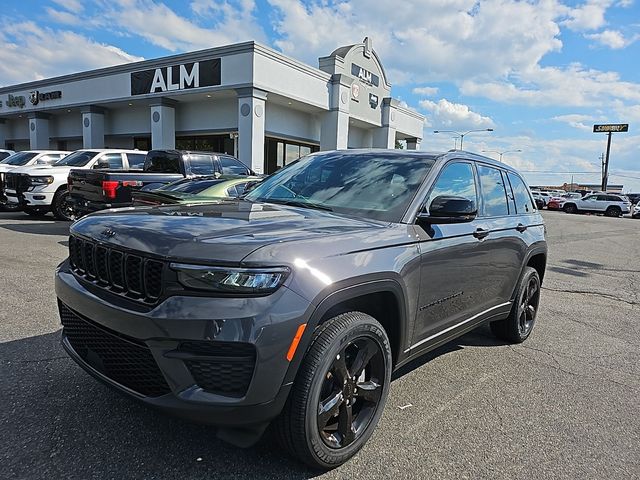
[130,59,221,95]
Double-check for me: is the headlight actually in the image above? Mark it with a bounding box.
[170,263,289,294]
[31,176,54,184]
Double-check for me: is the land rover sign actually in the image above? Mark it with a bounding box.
[593,124,629,133]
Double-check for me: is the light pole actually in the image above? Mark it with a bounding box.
[481,149,522,162]
[433,128,494,150]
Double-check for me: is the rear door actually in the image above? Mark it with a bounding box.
[217,156,252,176]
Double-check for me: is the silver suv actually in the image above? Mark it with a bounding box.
[563,193,631,217]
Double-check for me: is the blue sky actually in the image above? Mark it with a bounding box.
[1,0,639,190]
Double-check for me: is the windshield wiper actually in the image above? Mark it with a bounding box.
[263,198,333,212]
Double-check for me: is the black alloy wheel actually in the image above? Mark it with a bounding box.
[53,190,76,221]
[317,336,385,449]
[563,203,577,214]
[490,266,541,343]
[605,206,621,218]
[517,274,540,338]
[275,312,392,469]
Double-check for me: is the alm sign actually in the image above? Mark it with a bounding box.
[131,59,221,95]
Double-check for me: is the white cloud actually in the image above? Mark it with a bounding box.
[46,7,83,25]
[586,29,638,49]
[0,22,142,85]
[412,86,439,96]
[100,0,266,52]
[419,99,494,130]
[552,114,595,131]
[562,0,614,31]
[52,0,84,13]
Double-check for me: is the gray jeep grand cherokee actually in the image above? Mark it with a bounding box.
[55,150,546,468]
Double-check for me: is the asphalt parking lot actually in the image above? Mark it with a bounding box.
[1,210,638,480]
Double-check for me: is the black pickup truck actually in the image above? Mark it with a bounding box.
[68,150,254,217]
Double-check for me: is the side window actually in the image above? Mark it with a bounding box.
[95,153,124,169]
[189,155,216,175]
[596,195,607,201]
[226,185,239,197]
[233,182,248,195]
[126,153,146,169]
[424,162,477,210]
[220,157,250,175]
[507,172,535,214]
[477,165,509,217]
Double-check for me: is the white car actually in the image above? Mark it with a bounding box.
[4,149,147,220]
[1,150,68,208]
[0,149,15,161]
[531,191,551,207]
[562,193,631,217]
[632,202,640,219]
[546,192,582,210]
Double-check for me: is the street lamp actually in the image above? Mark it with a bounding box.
[433,128,494,150]
[481,149,522,162]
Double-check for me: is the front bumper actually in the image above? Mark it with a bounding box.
[23,190,55,207]
[55,260,312,427]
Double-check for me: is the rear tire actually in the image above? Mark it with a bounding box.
[490,266,541,343]
[605,206,621,217]
[52,190,75,221]
[563,203,578,214]
[275,312,392,469]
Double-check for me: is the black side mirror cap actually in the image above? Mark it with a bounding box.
[417,195,477,225]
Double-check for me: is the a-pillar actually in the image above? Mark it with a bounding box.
[0,119,6,149]
[236,88,267,174]
[406,138,421,150]
[81,106,105,148]
[320,74,352,150]
[150,99,176,149]
[373,98,398,149]
[28,113,50,150]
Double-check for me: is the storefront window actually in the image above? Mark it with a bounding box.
[176,135,234,155]
[265,138,318,175]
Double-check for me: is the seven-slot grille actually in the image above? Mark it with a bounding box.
[69,235,164,303]
[59,302,171,397]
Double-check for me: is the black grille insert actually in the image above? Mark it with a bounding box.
[69,235,164,303]
[177,341,256,398]
[59,303,171,397]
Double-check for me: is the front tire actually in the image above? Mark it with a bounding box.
[275,312,392,469]
[490,266,541,343]
[52,190,75,221]
[563,203,578,214]
[605,206,621,217]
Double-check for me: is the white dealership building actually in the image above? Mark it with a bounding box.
[0,38,424,174]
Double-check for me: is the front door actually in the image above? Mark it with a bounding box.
[413,161,486,349]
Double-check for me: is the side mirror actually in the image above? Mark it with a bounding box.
[417,195,477,225]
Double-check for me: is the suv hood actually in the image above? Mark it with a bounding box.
[8,165,72,176]
[70,200,389,264]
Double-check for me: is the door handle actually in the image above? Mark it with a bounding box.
[473,227,489,239]
[516,223,527,233]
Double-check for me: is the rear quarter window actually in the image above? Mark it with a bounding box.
[144,152,181,173]
[507,172,535,214]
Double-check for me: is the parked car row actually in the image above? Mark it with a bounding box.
[531,189,637,219]
[0,148,257,220]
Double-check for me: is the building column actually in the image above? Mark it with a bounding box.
[236,88,267,174]
[81,106,105,149]
[320,74,352,151]
[150,99,176,149]
[406,138,421,150]
[373,98,397,149]
[28,113,50,150]
[0,120,6,149]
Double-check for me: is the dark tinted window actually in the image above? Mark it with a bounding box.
[220,157,250,175]
[606,195,622,202]
[55,151,100,167]
[596,195,607,201]
[189,154,216,175]
[144,151,181,173]
[161,178,225,194]
[477,165,509,217]
[507,172,535,214]
[0,152,13,161]
[1,151,38,166]
[246,152,436,222]
[127,153,146,169]
[425,162,476,209]
[226,185,239,197]
[96,153,123,169]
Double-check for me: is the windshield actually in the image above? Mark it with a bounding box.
[245,151,436,222]
[160,178,226,194]
[54,150,100,167]
[1,152,38,166]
